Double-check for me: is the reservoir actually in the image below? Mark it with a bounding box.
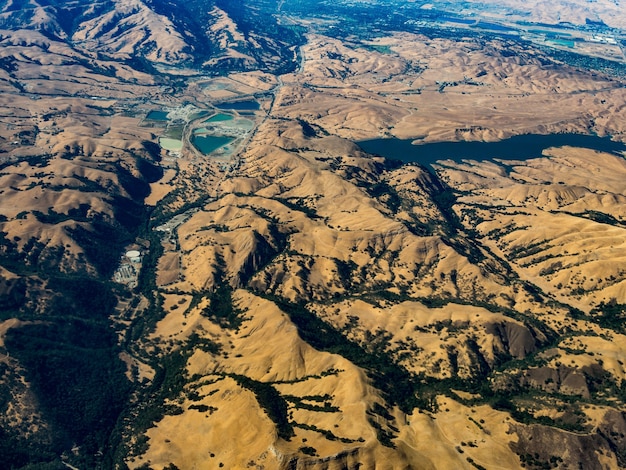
[206,113,234,123]
[191,135,234,155]
[215,100,260,111]
[146,110,169,121]
[358,133,626,169]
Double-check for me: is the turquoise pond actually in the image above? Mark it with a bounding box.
[191,135,234,154]
[358,134,626,169]
[205,113,234,123]
[548,39,576,48]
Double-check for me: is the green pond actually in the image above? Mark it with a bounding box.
[206,113,234,123]
[189,110,210,120]
[192,135,234,154]
[159,138,183,151]
[358,133,626,170]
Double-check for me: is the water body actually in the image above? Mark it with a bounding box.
[190,110,210,120]
[191,135,234,154]
[529,30,573,37]
[548,39,575,48]
[159,137,183,152]
[215,100,260,111]
[146,110,169,121]
[358,134,626,169]
[206,113,234,123]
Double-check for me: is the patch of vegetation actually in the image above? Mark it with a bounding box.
[4,308,131,468]
[136,156,164,183]
[116,163,151,201]
[212,0,306,74]
[201,255,245,329]
[422,176,485,263]
[538,44,626,78]
[299,446,318,456]
[259,295,430,415]
[296,118,318,138]
[68,215,132,278]
[230,374,294,440]
[276,197,321,219]
[335,258,357,290]
[126,231,166,342]
[588,300,626,334]
[367,418,396,448]
[579,210,624,227]
[489,391,588,433]
[33,203,91,225]
[271,368,341,385]
[0,277,27,319]
[366,181,402,213]
[149,189,210,227]
[123,350,187,451]
[294,422,359,443]
[466,457,487,470]
[519,452,564,469]
[284,394,340,412]
[188,404,217,413]
[122,336,219,461]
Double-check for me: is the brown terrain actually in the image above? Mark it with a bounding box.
[449,0,626,29]
[0,1,626,469]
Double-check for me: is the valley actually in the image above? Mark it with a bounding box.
[0,0,626,469]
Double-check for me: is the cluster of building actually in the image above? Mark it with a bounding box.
[113,250,143,287]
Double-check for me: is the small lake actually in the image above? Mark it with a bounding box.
[206,113,234,123]
[146,110,169,121]
[548,39,575,48]
[358,133,626,169]
[159,137,183,152]
[191,135,234,155]
[215,100,260,111]
[529,30,573,37]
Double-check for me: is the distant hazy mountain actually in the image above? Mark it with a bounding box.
[0,0,304,74]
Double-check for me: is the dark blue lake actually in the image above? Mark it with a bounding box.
[358,134,626,168]
[215,100,260,111]
[146,110,169,121]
